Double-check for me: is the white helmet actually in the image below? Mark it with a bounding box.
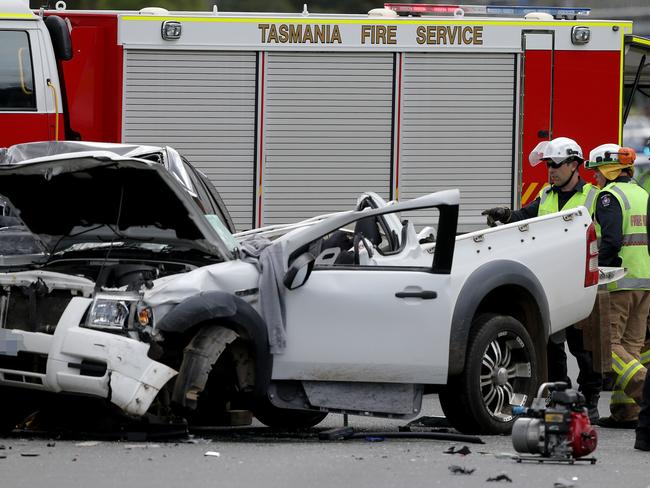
[528,137,584,166]
[587,143,623,165]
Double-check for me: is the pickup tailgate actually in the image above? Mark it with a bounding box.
[599,266,627,285]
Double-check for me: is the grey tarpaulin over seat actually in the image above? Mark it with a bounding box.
[240,234,289,354]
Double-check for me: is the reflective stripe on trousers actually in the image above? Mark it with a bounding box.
[611,390,638,405]
[612,352,645,391]
[642,349,650,366]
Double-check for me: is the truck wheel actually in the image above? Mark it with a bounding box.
[253,399,327,430]
[439,313,537,435]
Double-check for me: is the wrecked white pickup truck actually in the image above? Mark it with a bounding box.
[0,142,606,434]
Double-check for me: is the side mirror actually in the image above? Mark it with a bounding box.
[44,16,73,61]
[417,226,436,244]
[283,252,315,290]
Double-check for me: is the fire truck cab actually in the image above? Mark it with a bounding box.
[1,0,649,232]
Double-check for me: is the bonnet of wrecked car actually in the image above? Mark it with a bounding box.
[0,141,236,234]
[0,153,238,273]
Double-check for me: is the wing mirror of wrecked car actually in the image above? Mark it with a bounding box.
[283,252,316,290]
[417,226,436,244]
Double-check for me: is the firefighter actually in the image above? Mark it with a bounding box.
[634,148,650,449]
[482,137,602,421]
[585,144,650,429]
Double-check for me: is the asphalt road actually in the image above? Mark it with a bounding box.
[0,392,648,488]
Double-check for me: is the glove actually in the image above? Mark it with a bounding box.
[481,207,512,227]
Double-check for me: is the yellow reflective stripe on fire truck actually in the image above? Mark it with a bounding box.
[630,36,650,48]
[521,182,540,206]
[611,390,637,405]
[120,15,630,29]
[0,13,35,19]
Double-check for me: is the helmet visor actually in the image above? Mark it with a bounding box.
[529,141,578,166]
[528,141,549,167]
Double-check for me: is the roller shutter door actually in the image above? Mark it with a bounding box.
[399,53,516,232]
[122,50,257,231]
[262,52,394,225]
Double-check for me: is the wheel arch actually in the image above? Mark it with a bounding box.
[156,291,272,408]
[448,260,550,378]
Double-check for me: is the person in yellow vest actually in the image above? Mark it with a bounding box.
[585,144,650,429]
[482,137,602,421]
[633,148,650,448]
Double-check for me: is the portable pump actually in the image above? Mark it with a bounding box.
[511,382,597,464]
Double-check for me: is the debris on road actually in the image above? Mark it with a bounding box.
[20,453,40,457]
[123,444,161,449]
[406,416,452,429]
[487,473,513,482]
[75,441,101,447]
[204,451,221,457]
[449,465,476,475]
[494,452,518,459]
[554,477,578,488]
[444,445,472,455]
[318,426,483,444]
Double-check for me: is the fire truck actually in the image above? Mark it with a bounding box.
[1,0,649,231]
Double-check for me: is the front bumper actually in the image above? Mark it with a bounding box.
[0,297,177,416]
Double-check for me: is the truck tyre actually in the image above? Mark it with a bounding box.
[253,399,327,430]
[440,313,537,435]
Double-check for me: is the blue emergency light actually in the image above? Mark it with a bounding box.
[383,3,591,19]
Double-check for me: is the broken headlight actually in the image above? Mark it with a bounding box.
[84,291,153,334]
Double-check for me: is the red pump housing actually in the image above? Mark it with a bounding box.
[569,411,598,458]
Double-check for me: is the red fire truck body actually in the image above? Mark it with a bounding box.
[1,1,647,231]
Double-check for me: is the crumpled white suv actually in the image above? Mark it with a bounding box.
[0,142,604,434]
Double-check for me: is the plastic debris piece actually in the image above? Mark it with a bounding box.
[46,442,56,447]
[365,436,384,442]
[20,453,40,457]
[75,441,100,447]
[204,451,221,457]
[554,478,576,488]
[449,465,475,475]
[494,452,517,459]
[408,416,451,428]
[487,473,513,482]
[0,454,6,459]
[123,444,160,449]
[445,445,472,455]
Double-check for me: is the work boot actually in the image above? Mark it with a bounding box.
[584,393,600,424]
[634,436,650,451]
[597,416,638,429]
